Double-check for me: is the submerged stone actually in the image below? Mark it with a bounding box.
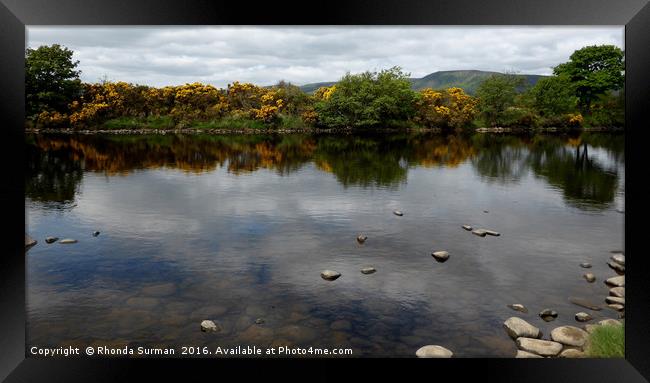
[575,312,592,322]
[431,251,450,263]
[579,262,592,268]
[45,236,59,244]
[59,238,78,244]
[321,270,341,281]
[507,304,529,313]
[539,309,558,322]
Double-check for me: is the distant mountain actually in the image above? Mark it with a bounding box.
[299,70,547,95]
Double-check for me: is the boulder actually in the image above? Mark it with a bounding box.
[516,338,563,356]
[503,317,541,339]
[607,261,625,273]
[609,287,625,298]
[550,326,589,347]
[610,253,625,266]
[515,350,543,358]
[321,270,341,281]
[605,275,625,287]
[415,345,453,358]
[605,296,625,305]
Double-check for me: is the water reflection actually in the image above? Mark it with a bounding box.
[26,132,624,210]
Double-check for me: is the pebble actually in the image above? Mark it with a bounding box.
[59,239,78,244]
[579,262,592,268]
[393,210,404,216]
[462,225,472,231]
[360,267,376,275]
[321,270,341,281]
[575,312,592,322]
[507,304,529,313]
[45,236,59,244]
[200,320,220,332]
[484,230,500,236]
[583,273,596,283]
[415,345,453,358]
[431,251,450,263]
[356,235,367,244]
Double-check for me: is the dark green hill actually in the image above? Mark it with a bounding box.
[299,70,546,95]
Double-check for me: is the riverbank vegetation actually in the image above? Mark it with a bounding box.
[26,44,624,131]
[586,324,625,358]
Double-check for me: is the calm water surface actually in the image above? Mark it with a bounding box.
[25,132,625,357]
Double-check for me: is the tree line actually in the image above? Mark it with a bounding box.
[26,44,624,130]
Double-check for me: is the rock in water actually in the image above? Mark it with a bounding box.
[45,236,59,244]
[393,210,403,216]
[360,267,376,275]
[607,261,625,273]
[610,253,625,266]
[321,270,341,281]
[484,230,500,236]
[551,326,589,347]
[431,251,450,263]
[608,304,624,311]
[539,309,558,322]
[415,345,453,358]
[25,235,37,250]
[575,312,592,322]
[472,229,487,237]
[59,238,78,244]
[583,273,596,283]
[503,317,540,339]
[569,297,602,311]
[462,225,473,231]
[516,338,563,356]
[605,275,625,287]
[255,318,265,325]
[605,296,625,306]
[598,319,622,327]
[609,287,625,298]
[200,320,220,332]
[559,349,586,358]
[92,231,100,237]
[579,262,592,268]
[356,235,367,244]
[507,304,529,313]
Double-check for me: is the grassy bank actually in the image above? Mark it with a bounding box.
[586,324,625,358]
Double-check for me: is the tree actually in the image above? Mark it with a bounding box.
[527,75,578,117]
[25,44,83,119]
[553,45,624,115]
[475,74,525,126]
[314,67,416,128]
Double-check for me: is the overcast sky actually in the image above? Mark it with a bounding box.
[26,26,623,88]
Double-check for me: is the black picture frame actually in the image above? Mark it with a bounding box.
[2,0,649,381]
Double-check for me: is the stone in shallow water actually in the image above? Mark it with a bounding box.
[503,317,540,339]
[569,297,602,311]
[255,318,265,325]
[611,253,625,266]
[484,229,500,236]
[605,275,625,287]
[462,225,472,231]
[516,338,563,356]
[431,251,450,263]
[356,235,367,244]
[598,319,622,327]
[393,210,403,216]
[607,261,625,273]
[321,270,341,281]
[516,350,543,358]
[415,345,453,358]
[608,304,624,311]
[25,235,37,250]
[45,236,59,244]
[200,320,221,332]
[551,326,589,347]
[579,262,592,268]
[539,309,558,322]
[360,267,376,275]
[59,238,78,244]
[583,273,596,283]
[605,296,625,306]
[609,287,625,298]
[472,229,487,237]
[575,312,592,322]
[92,231,100,237]
[507,304,528,313]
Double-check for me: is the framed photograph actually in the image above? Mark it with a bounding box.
[2,0,649,381]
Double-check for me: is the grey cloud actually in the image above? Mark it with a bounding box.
[27,26,623,88]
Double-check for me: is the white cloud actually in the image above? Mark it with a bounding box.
[26,26,624,88]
